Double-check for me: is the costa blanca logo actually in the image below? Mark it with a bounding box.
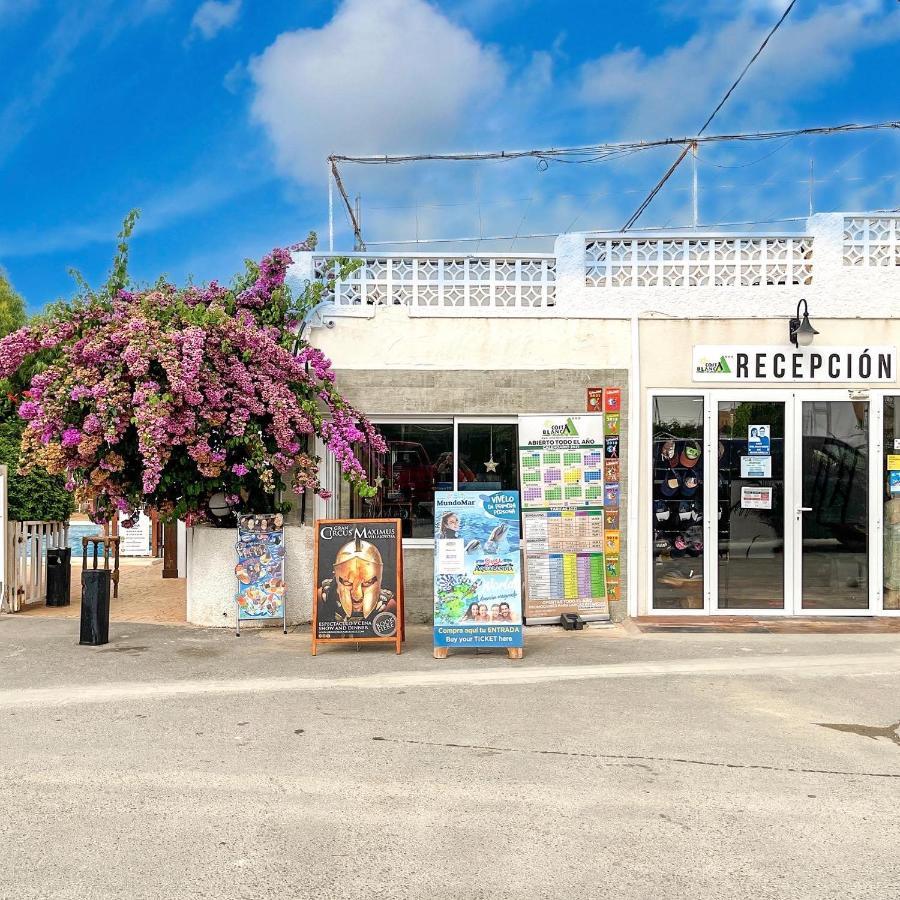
[542,417,579,437]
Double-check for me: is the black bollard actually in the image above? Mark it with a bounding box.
[80,568,111,646]
[46,548,72,607]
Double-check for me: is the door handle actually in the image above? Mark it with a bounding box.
[798,507,813,512]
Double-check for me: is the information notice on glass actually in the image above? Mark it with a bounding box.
[433,491,524,649]
[517,411,614,622]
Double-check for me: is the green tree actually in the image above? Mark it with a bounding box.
[0,269,73,521]
[0,270,27,338]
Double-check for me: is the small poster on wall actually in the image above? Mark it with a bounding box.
[235,513,286,635]
[433,491,524,651]
[119,511,152,557]
[312,519,403,655]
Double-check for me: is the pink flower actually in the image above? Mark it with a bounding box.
[231,463,249,477]
[61,427,82,447]
[17,400,38,420]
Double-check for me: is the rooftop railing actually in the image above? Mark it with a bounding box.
[584,236,814,288]
[312,253,557,309]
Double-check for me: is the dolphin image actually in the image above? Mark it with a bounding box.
[484,522,508,551]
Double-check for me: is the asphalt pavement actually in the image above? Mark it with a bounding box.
[1,615,899,900]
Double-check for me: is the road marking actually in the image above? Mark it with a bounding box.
[2,651,900,708]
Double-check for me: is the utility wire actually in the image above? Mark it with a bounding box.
[621,0,799,230]
[329,121,900,166]
[697,0,798,136]
[327,120,900,245]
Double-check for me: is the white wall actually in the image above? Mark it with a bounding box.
[310,306,631,371]
[186,525,314,628]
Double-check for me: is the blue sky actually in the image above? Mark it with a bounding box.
[1,0,898,312]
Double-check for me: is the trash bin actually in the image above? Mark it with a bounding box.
[80,568,111,646]
[46,548,72,607]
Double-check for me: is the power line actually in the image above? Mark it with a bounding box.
[358,216,812,248]
[328,121,900,167]
[697,0,798,136]
[327,119,900,245]
[622,0,799,230]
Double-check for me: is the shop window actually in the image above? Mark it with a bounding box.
[652,396,705,610]
[341,422,454,539]
[457,423,519,492]
[335,420,520,540]
[884,398,900,611]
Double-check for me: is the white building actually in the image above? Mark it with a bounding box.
[286,212,900,622]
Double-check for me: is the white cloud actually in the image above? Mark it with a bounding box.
[248,0,505,185]
[190,0,241,41]
[576,1,900,138]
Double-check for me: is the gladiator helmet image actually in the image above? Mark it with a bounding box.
[333,536,384,619]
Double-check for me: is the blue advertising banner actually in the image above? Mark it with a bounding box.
[433,491,524,649]
[235,513,286,635]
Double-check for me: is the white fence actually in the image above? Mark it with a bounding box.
[313,254,557,309]
[843,217,900,267]
[3,521,69,613]
[584,236,814,287]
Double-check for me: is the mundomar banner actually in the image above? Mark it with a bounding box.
[433,491,524,650]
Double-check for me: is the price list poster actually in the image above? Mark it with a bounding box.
[518,400,619,623]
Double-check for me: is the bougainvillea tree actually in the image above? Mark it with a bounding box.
[0,214,385,526]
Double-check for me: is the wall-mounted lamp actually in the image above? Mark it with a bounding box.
[789,299,818,347]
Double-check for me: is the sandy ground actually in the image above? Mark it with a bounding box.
[17,559,186,625]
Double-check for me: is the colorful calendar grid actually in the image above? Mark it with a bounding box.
[565,485,583,500]
[522,470,540,483]
[543,467,561,483]
[563,452,582,466]
[524,486,542,502]
[583,452,602,467]
[584,469,602,483]
[545,486,563,502]
[563,469,580,484]
[585,485,603,501]
[522,454,541,468]
[543,452,561,464]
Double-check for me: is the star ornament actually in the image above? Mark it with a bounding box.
[484,457,498,473]
[374,475,384,489]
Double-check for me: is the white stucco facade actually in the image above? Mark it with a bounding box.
[256,211,900,623]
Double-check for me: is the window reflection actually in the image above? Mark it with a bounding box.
[652,396,705,610]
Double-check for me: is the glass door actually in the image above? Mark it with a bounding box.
[796,398,872,612]
[713,396,788,612]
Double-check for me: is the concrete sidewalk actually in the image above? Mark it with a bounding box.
[2,614,899,900]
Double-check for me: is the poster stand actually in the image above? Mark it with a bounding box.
[235,514,287,637]
[432,491,525,660]
[311,518,404,656]
[433,646,523,660]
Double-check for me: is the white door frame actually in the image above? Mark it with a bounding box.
[790,390,876,616]
[647,388,879,616]
[872,390,899,616]
[709,390,794,617]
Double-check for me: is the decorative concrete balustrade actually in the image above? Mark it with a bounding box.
[312,253,557,310]
[289,213,900,321]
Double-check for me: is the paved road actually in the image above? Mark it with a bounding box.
[1,616,899,899]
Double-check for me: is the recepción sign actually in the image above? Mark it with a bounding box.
[693,346,896,383]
